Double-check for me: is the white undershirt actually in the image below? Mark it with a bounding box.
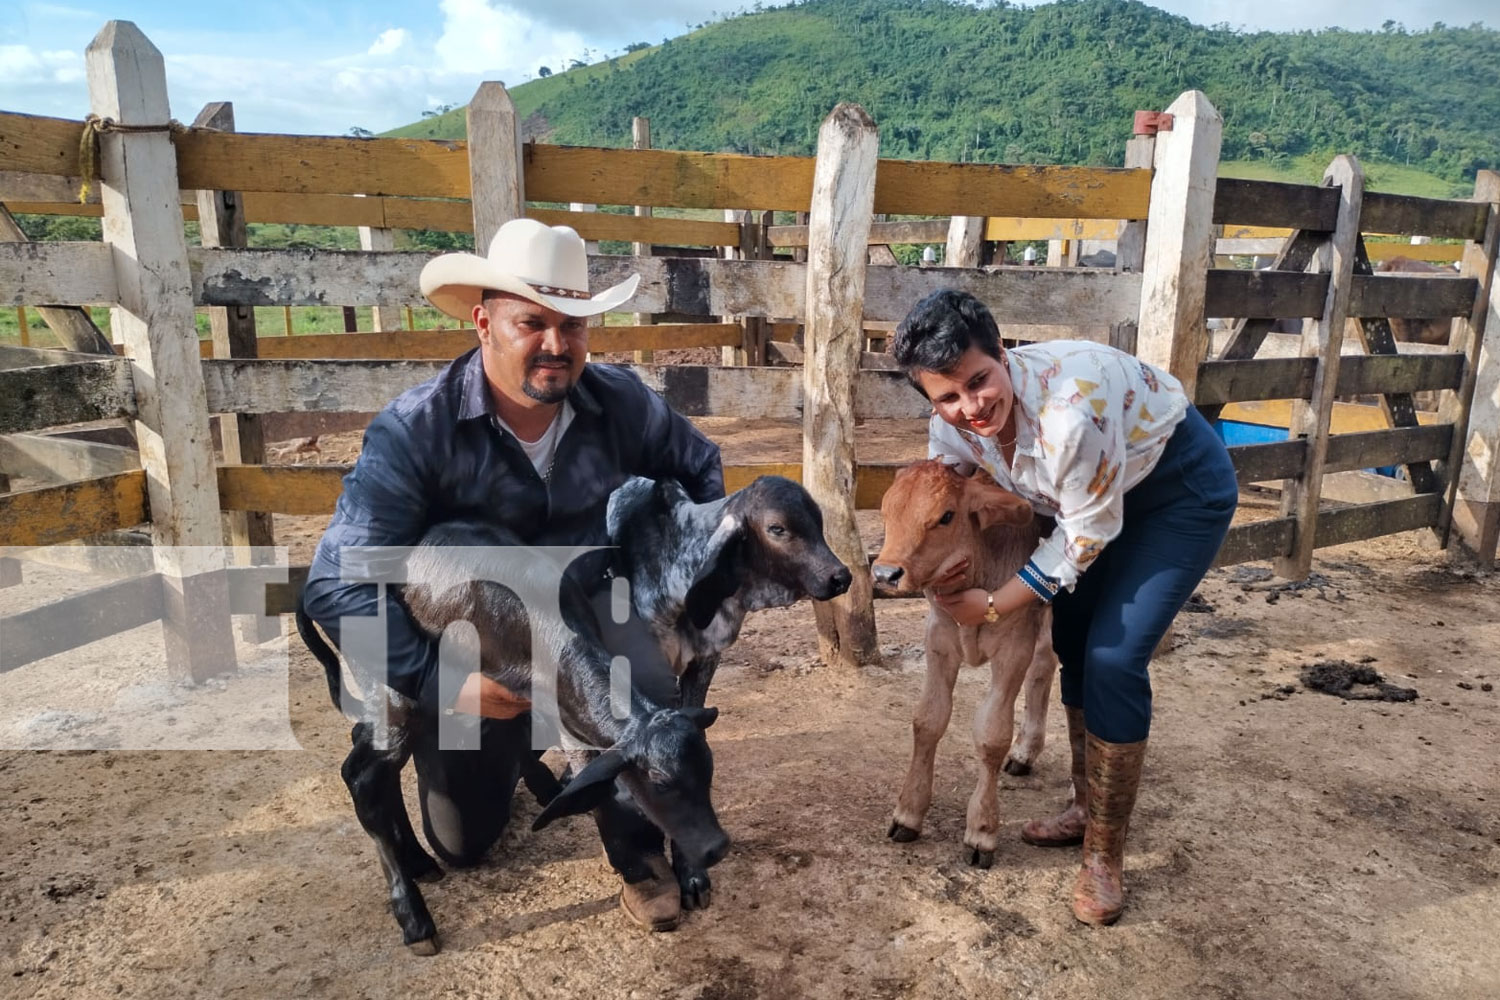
[493,400,574,481]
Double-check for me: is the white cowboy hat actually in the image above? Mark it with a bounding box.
[419,217,640,320]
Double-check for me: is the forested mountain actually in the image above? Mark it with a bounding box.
[390,0,1498,191]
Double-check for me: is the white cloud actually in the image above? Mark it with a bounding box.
[434,0,589,78]
[367,27,409,56]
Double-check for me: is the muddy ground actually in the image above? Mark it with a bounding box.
[2,415,1498,1000]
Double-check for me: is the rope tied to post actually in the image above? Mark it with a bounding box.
[77,113,190,204]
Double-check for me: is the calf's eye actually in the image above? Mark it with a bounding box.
[767,524,787,537]
[938,510,955,526]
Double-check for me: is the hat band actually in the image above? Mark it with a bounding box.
[529,282,591,301]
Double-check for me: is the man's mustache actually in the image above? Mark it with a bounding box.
[528,353,573,369]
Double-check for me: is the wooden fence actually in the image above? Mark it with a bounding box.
[2,21,1498,678]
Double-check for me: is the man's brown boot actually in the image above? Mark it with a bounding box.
[619,854,682,932]
[1020,706,1087,847]
[1072,731,1148,926]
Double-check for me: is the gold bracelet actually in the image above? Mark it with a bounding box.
[983,590,1000,623]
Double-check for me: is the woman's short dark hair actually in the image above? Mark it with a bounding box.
[889,290,1002,393]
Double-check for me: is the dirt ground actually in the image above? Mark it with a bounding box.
[2,415,1499,1000]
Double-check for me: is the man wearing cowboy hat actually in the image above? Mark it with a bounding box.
[301,218,723,932]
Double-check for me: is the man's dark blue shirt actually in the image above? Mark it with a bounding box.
[302,348,724,700]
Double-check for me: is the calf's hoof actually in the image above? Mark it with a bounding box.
[1002,756,1032,777]
[887,820,920,843]
[967,846,995,869]
[405,934,441,957]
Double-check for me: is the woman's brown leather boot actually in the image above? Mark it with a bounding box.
[1020,706,1087,846]
[1072,731,1148,926]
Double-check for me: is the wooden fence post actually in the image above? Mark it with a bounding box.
[355,195,403,332]
[466,82,524,254]
[1110,132,1155,354]
[193,100,278,644]
[945,215,985,269]
[1135,91,1222,399]
[804,103,879,668]
[88,21,234,681]
[632,116,654,364]
[1274,156,1364,580]
[1440,170,1500,563]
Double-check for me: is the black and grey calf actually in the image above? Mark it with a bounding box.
[297,520,728,954]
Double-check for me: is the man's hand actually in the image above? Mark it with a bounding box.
[452,672,532,721]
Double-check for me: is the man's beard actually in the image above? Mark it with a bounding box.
[523,354,574,404]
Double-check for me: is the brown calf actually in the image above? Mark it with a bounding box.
[871,460,1058,868]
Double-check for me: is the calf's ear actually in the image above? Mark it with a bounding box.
[680,706,718,730]
[682,516,744,630]
[531,747,630,830]
[968,479,1033,530]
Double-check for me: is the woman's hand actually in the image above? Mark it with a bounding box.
[932,578,1040,626]
[932,587,991,626]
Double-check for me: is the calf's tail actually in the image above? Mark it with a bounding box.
[294,600,366,717]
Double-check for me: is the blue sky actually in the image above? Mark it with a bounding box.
[2,0,1494,136]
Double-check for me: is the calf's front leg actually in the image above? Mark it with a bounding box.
[889,626,960,842]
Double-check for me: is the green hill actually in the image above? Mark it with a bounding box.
[386,0,1497,198]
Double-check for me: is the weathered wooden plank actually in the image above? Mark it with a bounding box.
[191,246,430,307]
[1323,424,1452,473]
[1221,399,1440,434]
[1195,353,1465,404]
[0,205,116,352]
[1212,518,1294,567]
[174,128,470,199]
[1276,156,1364,579]
[0,573,164,674]
[201,358,448,414]
[0,432,139,484]
[1214,178,1337,231]
[589,324,743,353]
[217,461,910,518]
[1224,425,1450,484]
[1137,91,1222,399]
[1195,357,1313,404]
[0,112,83,177]
[525,144,816,211]
[874,161,1150,220]
[1316,494,1442,547]
[0,470,148,547]
[769,218,951,249]
[1346,274,1477,318]
[990,217,1126,243]
[0,241,119,307]
[0,344,119,371]
[1205,269,1328,319]
[524,143,1150,219]
[228,329,476,360]
[531,209,739,247]
[863,264,1141,326]
[1228,440,1305,483]
[217,463,344,515]
[1361,192,1490,242]
[0,359,136,433]
[1365,242,1463,264]
[945,216,985,269]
